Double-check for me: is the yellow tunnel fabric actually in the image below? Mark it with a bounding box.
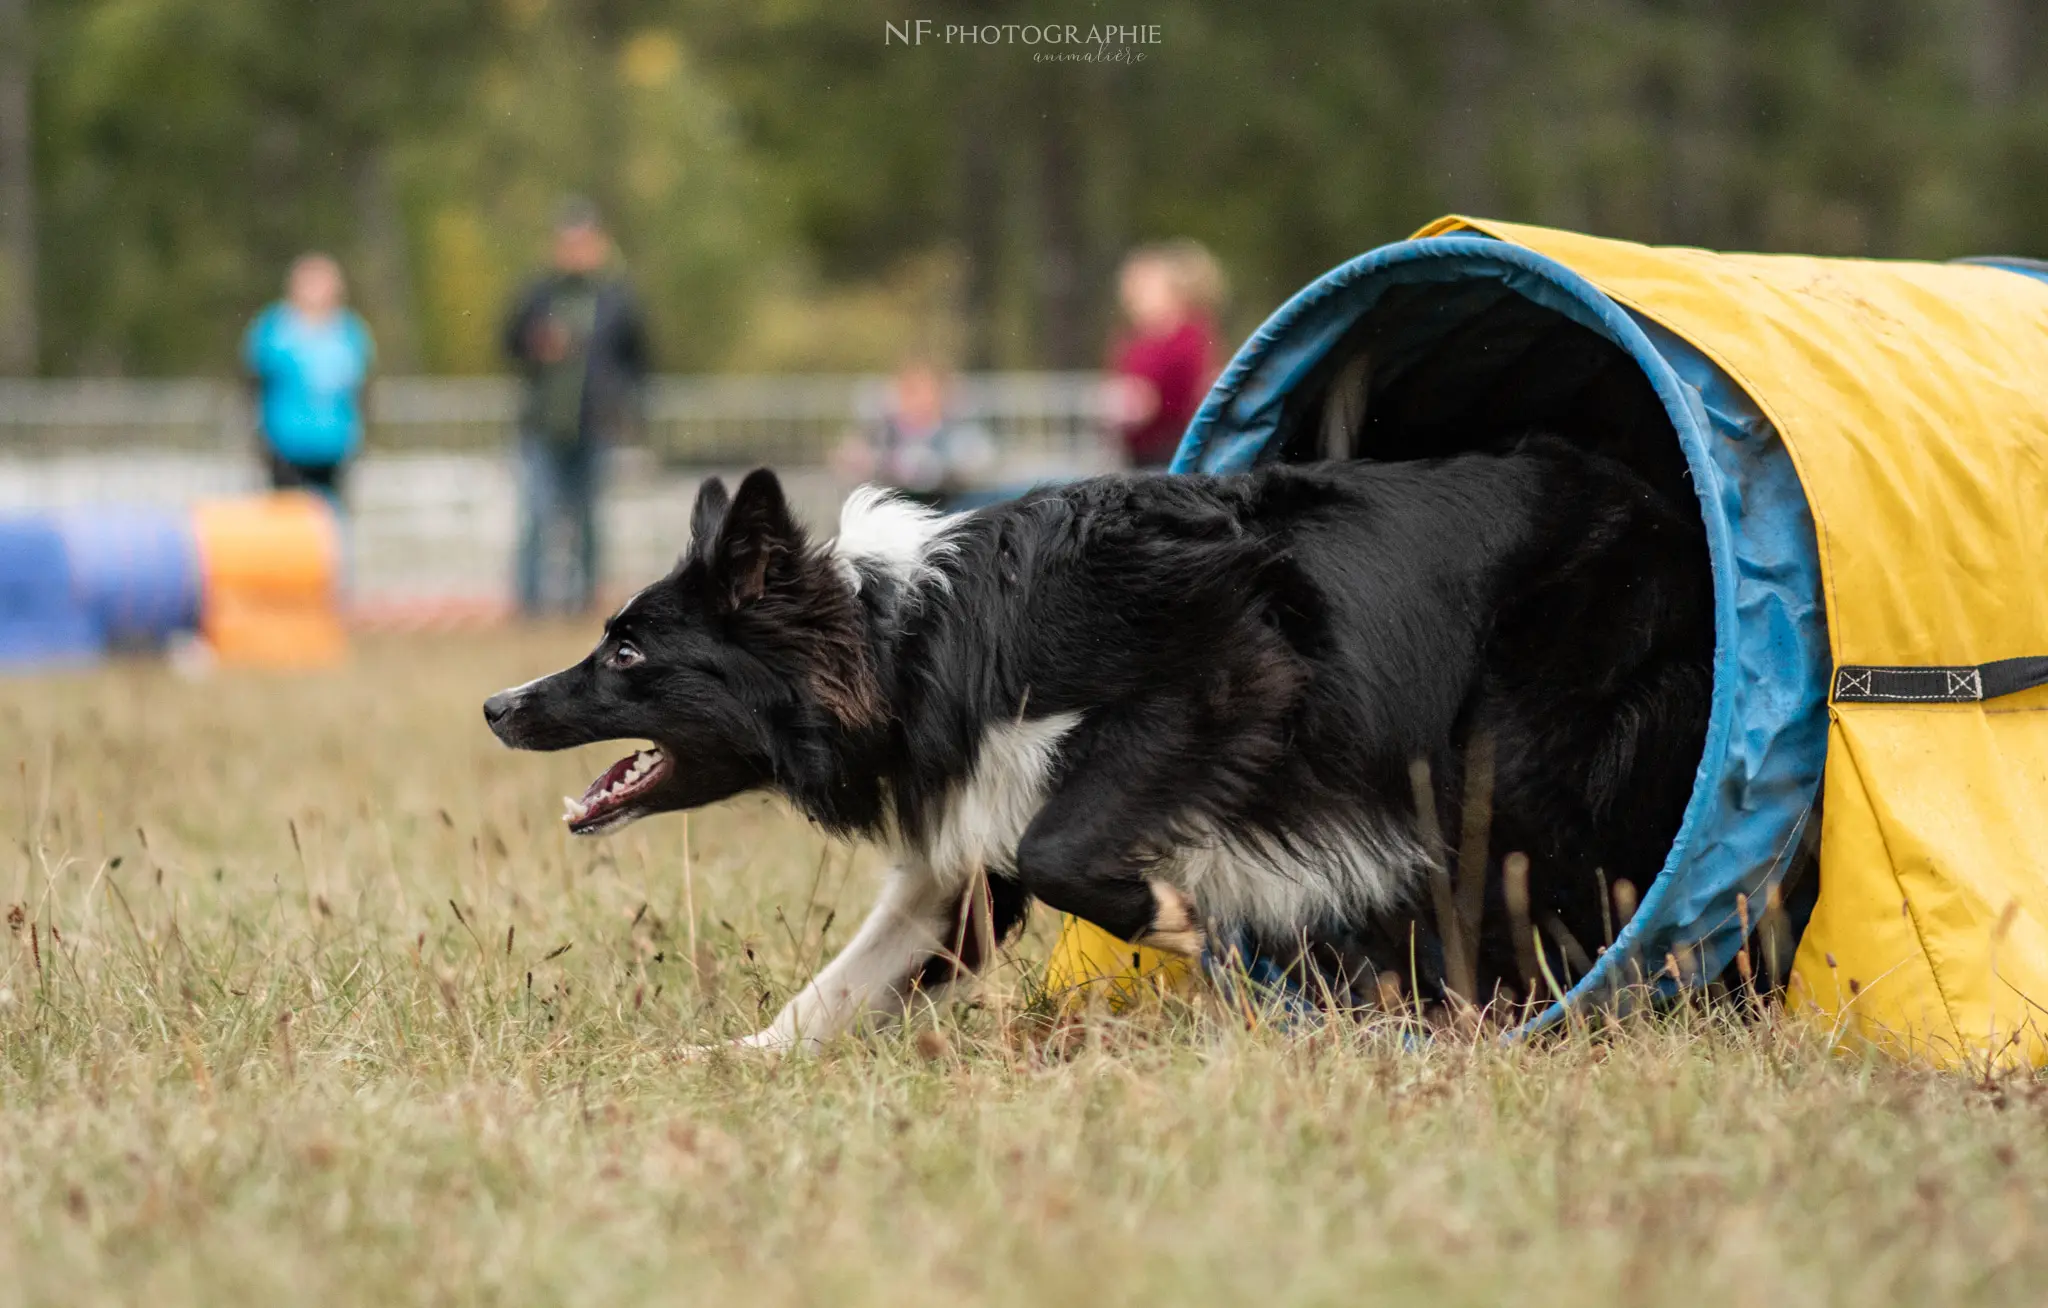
[1416,218,2048,1065]
[1043,914,1192,1010]
[1047,218,2048,1065]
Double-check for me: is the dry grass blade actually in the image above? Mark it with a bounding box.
[1407,756,1472,1002]
[0,629,2039,1308]
[1502,851,1538,992]
[1453,730,1495,977]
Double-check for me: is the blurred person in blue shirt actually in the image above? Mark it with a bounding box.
[242,253,375,514]
[502,199,648,617]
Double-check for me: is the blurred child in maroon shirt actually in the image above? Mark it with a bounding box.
[1108,241,1225,468]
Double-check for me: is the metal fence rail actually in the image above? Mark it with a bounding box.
[0,372,1121,474]
[0,372,1125,605]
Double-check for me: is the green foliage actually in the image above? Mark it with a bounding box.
[18,0,2048,375]
[33,0,499,372]
[400,13,774,372]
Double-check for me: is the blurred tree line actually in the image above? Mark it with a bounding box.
[0,0,2043,377]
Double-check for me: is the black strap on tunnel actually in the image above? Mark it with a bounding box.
[1832,656,2048,704]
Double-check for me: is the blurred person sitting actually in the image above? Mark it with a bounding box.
[502,198,648,617]
[242,253,375,515]
[1107,240,1224,470]
[833,359,994,510]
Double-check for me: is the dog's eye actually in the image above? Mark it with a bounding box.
[607,641,644,670]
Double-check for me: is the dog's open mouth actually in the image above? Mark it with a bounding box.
[563,746,672,836]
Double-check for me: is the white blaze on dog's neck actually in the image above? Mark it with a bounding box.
[830,485,958,594]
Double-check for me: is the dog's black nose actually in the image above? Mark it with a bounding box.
[483,691,516,727]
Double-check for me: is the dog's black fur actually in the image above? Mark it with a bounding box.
[486,435,1711,1024]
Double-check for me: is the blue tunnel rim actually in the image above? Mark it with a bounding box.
[1170,234,1747,1032]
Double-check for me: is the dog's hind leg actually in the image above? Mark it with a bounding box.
[1012,721,1212,958]
[716,867,959,1054]
[1138,881,1205,957]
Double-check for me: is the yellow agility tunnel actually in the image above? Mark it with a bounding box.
[1049,218,2048,1068]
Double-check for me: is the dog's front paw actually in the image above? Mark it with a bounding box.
[1136,881,1206,958]
[733,1027,799,1053]
[675,1029,798,1062]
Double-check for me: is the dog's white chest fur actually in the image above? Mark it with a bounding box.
[897,710,1415,934]
[913,712,1081,881]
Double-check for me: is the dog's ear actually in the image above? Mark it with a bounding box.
[709,468,803,607]
[686,476,731,561]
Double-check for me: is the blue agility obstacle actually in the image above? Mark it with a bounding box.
[54,507,203,649]
[0,517,104,667]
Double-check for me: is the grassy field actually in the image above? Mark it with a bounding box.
[3,629,2045,1307]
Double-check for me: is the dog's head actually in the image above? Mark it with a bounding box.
[482,469,881,836]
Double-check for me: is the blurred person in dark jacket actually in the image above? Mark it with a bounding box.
[503,199,648,616]
[1107,241,1224,470]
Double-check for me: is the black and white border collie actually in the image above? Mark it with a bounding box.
[483,436,1712,1050]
